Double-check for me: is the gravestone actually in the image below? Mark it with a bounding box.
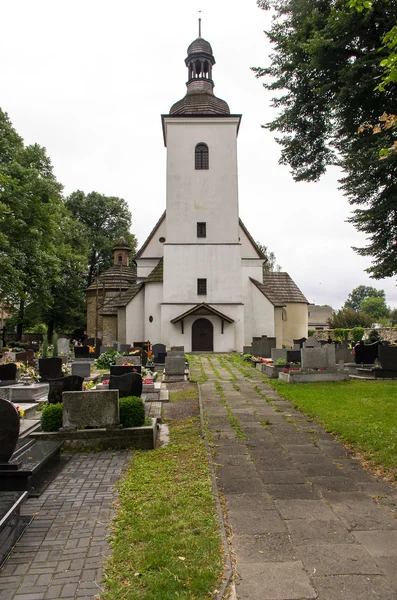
[0,398,19,463]
[58,338,70,356]
[165,356,185,375]
[293,338,307,349]
[301,345,336,371]
[152,343,166,361]
[71,362,91,378]
[15,351,34,366]
[120,344,132,353]
[304,337,321,348]
[74,346,90,360]
[287,350,301,364]
[110,365,142,376]
[168,349,184,357]
[48,376,84,404]
[243,346,252,355]
[252,336,276,358]
[335,341,354,363]
[271,349,287,363]
[62,390,119,430]
[100,344,118,354]
[26,343,40,353]
[354,341,382,365]
[171,346,184,352]
[157,352,167,364]
[38,358,63,381]
[0,363,18,383]
[109,372,142,398]
[115,355,141,366]
[378,346,397,371]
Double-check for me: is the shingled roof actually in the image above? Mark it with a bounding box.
[262,272,308,304]
[86,264,137,292]
[100,283,144,315]
[250,278,285,307]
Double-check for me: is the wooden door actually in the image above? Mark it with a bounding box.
[192,318,214,352]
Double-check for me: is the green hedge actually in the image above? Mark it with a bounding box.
[41,403,63,432]
[120,396,145,427]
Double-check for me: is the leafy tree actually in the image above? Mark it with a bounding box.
[360,296,390,320]
[254,0,397,279]
[344,285,385,311]
[390,307,397,325]
[65,191,137,286]
[328,308,372,329]
[256,242,281,273]
[0,109,89,338]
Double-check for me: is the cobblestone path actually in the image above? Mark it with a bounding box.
[192,355,397,600]
[0,451,131,600]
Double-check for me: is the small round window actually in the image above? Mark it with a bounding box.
[159,237,166,243]
[149,316,153,323]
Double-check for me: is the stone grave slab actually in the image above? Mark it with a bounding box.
[152,343,166,361]
[354,341,382,364]
[287,350,301,363]
[62,390,119,430]
[0,398,20,463]
[74,346,90,360]
[71,362,91,378]
[304,336,320,348]
[38,357,63,380]
[271,349,288,363]
[0,363,18,383]
[6,383,49,403]
[48,376,84,404]
[165,356,185,375]
[110,365,141,376]
[115,355,141,366]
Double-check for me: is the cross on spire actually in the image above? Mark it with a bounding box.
[197,10,202,37]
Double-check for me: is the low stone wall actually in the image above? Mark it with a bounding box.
[313,328,397,343]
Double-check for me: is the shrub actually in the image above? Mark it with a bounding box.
[94,350,122,370]
[308,329,315,337]
[367,329,381,343]
[351,327,365,343]
[41,403,63,432]
[41,336,49,359]
[52,332,58,358]
[275,358,287,365]
[120,396,145,427]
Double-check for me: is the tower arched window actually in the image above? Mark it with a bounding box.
[118,254,123,265]
[195,143,209,170]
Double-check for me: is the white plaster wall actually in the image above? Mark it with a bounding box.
[163,244,242,303]
[125,289,145,344]
[239,224,262,259]
[136,258,162,282]
[138,218,167,260]
[282,303,308,347]
[241,259,264,284]
[163,117,240,244]
[143,283,162,344]
[274,307,283,348]
[117,308,126,344]
[161,304,245,352]
[243,283,275,345]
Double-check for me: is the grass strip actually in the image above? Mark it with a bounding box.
[225,355,254,379]
[102,417,224,599]
[186,355,208,384]
[218,357,237,380]
[268,379,397,480]
[169,387,198,403]
[215,381,246,440]
[207,356,223,379]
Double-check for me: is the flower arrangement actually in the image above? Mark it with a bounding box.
[62,364,70,375]
[15,405,25,419]
[88,345,95,354]
[15,363,39,381]
[128,349,140,355]
[83,380,96,390]
[143,378,153,384]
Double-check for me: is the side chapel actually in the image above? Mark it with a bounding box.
[87,34,308,351]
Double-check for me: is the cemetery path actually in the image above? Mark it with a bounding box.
[0,451,131,600]
[194,355,397,600]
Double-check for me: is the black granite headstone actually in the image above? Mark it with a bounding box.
[0,398,19,463]
[293,338,307,349]
[156,352,167,364]
[74,346,90,359]
[378,346,397,371]
[354,341,382,365]
[152,343,166,361]
[48,375,84,404]
[287,350,301,364]
[38,357,63,380]
[0,363,17,382]
[109,373,142,398]
[110,365,142,376]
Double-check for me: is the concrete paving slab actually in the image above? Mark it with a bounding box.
[236,560,317,600]
[313,575,396,600]
[298,543,383,576]
[308,476,361,492]
[225,493,274,512]
[227,509,287,534]
[352,531,397,557]
[233,533,296,563]
[286,519,355,545]
[274,499,338,521]
[257,469,306,484]
[266,484,321,500]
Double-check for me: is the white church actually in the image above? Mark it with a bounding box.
[88,34,308,352]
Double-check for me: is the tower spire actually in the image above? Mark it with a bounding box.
[198,9,202,37]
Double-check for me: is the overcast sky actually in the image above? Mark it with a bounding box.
[2,0,396,309]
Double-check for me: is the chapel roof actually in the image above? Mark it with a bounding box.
[100,283,144,314]
[187,37,213,56]
[86,264,136,292]
[262,272,309,304]
[145,258,163,283]
[250,278,285,307]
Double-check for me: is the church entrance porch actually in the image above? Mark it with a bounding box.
[192,318,214,352]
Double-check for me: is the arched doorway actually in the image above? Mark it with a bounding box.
[192,318,214,352]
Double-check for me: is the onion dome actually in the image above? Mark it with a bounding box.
[169,36,230,116]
